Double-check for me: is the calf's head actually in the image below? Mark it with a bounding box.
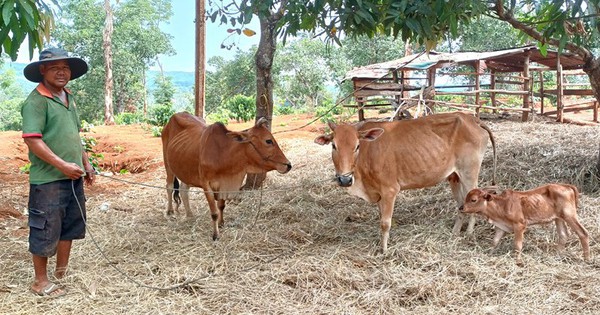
[461,188,494,214]
[314,121,383,187]
[227,117,292,174]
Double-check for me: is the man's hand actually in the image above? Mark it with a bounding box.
[83,168,96,186]
[60,162,86,180]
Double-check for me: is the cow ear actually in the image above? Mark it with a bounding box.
[256,117,269,128]
[359,128,384,141]
[227,131,250,143]
[327,121,337,131]
[314,134,333,146]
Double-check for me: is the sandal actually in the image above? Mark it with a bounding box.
[31,283,66,298]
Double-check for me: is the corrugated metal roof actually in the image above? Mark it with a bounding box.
[344,46,586,80]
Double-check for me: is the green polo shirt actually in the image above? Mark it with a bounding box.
[21,83,84,185]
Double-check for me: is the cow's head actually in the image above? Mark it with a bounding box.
[315,121,384,187]
[227,117,292,174]
[461,188,494,214]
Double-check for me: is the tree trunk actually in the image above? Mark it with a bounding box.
[583,56,600,177]
[103,0,115,125]
[242,12,280,190]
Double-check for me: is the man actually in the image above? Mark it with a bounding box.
[21,47,95,297]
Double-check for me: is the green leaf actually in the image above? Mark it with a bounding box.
[18,3,35,30]
[2,0,15,26]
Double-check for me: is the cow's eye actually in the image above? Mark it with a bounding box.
[470,198,477,203]
[266,139,273,145]
[332,143,337,150]
[355,144,360,152]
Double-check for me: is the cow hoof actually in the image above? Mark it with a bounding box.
[212,234,220,241]
[516,260,524,267]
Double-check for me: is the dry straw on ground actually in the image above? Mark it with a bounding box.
[2,113,600,314]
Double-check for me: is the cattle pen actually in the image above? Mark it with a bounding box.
[344,45,598,125]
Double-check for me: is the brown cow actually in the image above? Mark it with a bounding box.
[162,112,292,240]
[462,184,590,265]
[315,112,497,252]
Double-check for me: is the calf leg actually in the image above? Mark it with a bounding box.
[492,227,505,248]
[513,224,526,266]
[555,219,568,251]
[564,216,591,262]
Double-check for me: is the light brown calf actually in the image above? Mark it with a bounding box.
[462,184,590,265]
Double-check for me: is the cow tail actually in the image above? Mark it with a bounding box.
[480,122,497,186]
[173,177,181,206]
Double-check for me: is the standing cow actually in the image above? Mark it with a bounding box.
[462,184,590,265]
[315,112,497,252]
[162,112,292,241]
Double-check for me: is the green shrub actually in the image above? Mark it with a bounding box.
[151,126,163,137]
[115,112,144,125]
[275,103,295,115]
[224,95,256,122]
[0,98,23,131]
[206,108,232,125]
[148,104,175,126]
[81,135,103,171]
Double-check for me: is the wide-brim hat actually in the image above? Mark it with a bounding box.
[23,47,89,83]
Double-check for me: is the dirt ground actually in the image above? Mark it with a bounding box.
[2,110,600,314]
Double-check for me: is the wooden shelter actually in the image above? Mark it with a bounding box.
[344,45,597,123]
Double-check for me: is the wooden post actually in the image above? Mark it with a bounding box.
[557,63,564,123]
[593,101,598,123]
[521,51,531,122]
[474,60,481,107]
[194,0,206,118]
[490,70,496,113]
[357,97,365,121]
[539,70,545,114]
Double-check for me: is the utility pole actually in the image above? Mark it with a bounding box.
[195,0,206,118]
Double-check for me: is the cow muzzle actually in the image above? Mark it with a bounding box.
[277,162,292,174]
[336,174,353,187]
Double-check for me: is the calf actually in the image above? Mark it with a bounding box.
[462,184,590,265]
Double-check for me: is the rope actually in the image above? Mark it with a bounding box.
[96,172,335,194]
[71,178,298,291]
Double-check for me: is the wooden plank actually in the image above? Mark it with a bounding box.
[494,79,524,85]
[353,82,417,90]
[544,89,594,96]
[354,90,416,97]
[436,89,529,96]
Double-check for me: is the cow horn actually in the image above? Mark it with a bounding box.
[256,117,269,128]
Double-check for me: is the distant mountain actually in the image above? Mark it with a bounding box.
[2,62,194,93]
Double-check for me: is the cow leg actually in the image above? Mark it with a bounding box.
[166,173,175,216]
[563,216,591,262]
[204,191,221,241]
[448,173,477,235]
[555,218,568,251]
[377,193,397,253]
[217,199,226,228]
[179,182,193,217]
[513,224,526,266]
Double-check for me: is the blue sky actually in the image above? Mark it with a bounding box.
[15,2,259,73]
[158,2,260,72]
